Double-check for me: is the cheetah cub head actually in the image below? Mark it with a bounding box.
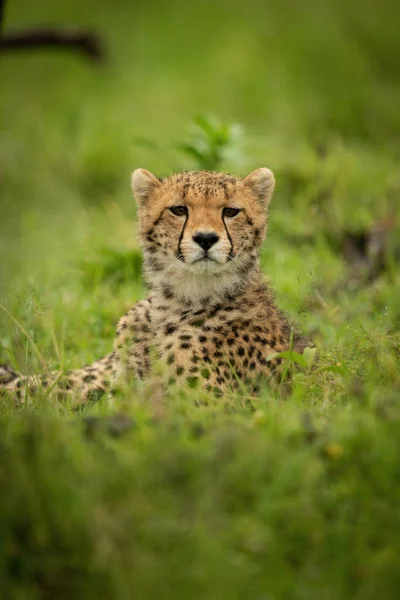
[131,169,275,302]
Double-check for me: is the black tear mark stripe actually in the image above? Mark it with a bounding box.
[222,216,234,260]
[152,208,165,228]
[177,213,189,261]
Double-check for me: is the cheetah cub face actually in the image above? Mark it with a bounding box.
[131,168,275,302]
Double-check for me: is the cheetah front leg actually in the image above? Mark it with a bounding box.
[0,353,115,405]
[111,298,154,389]
[0,298,154,405]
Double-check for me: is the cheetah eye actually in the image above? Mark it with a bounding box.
[169,206,188,217]
[223,207,241,218]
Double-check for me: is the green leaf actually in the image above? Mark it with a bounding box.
[266,351,308,368]
[303,346,317,368]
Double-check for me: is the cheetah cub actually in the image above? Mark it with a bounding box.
[0,168,310,403]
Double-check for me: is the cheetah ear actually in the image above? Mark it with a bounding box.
[131,168,161,204]
[242,168,275,208]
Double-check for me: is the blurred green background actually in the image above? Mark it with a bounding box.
[1,0,400,598]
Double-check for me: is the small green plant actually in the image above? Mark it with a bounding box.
[134,114,245,172]
[178,114,245,171]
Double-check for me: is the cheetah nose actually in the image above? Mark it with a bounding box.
[192,232,220,251]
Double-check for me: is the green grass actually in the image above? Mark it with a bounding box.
[0,0,400,597]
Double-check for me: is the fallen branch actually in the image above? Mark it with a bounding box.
[0,27,104,61]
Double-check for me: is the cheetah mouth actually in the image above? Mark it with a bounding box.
[194,255,216,263]
[186,255,228,273]
[182,249,230,270]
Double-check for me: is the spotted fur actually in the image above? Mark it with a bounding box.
[1,168,310,404]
